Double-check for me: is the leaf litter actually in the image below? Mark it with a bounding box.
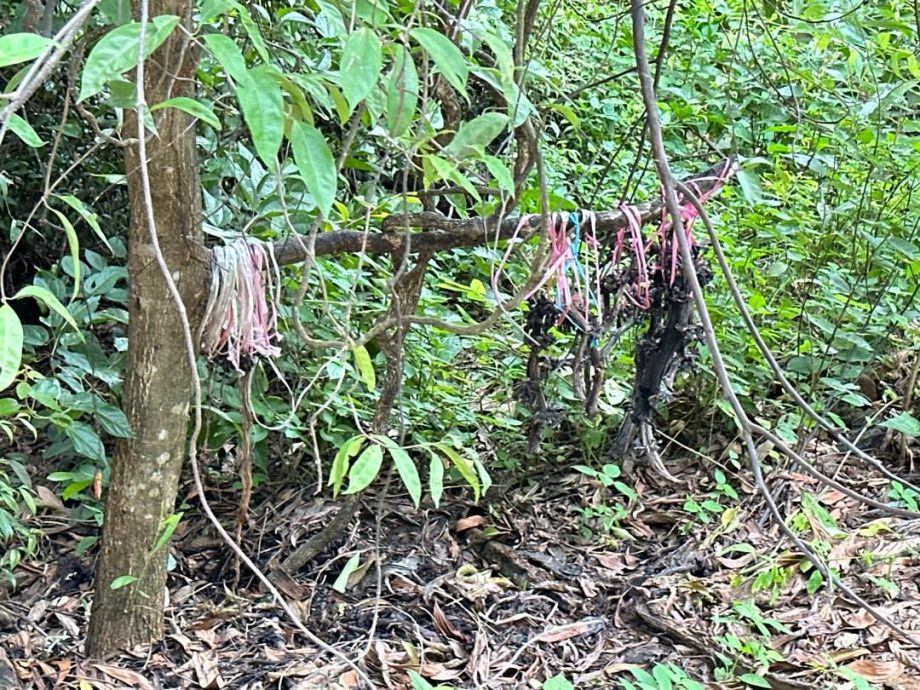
[1,435,919,689]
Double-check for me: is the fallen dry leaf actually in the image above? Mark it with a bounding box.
[92,663,156,690]
[192,651,224,689]
[455,515,486,532]
[845,658,905,682]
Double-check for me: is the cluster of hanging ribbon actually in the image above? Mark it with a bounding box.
[199,238,282,372]
[497,165,732,330]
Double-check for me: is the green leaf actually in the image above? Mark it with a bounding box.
[428,451,444,508]
[331,553,361,593]
[351,344,376,391]
[340,27,382,113]
[237,66,284,169]
[0,306,23,392]
[65,421,106,462]
[435,442,479,502]
[46,208,80,302]
[55,195,113,254]
[738,673,772,688]
[474,458,492,498]
[289,120,337,218]
[543,674,574,690]
[343,443,383,494]
[79,16,181,102]
[651,665,673,690]
[330,435,365,496]
[152,511,183,553]
[409,28,469,96]
[385,44,419,137]
[150,96,221,130]
[230,1,270,63]
[96,402,133,438]
[109,574,137,590]
[378,437,421,508]
[880,412,920,438]
[13,286,83,337]
[0,33,55,68]
[202,33,251,85]
[482,154,514,192]
[407,671,434,690]
[5,113,44,147]
[444,112,508,160]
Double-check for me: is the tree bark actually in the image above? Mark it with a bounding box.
[85,0,206,656]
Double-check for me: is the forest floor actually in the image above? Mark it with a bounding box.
[2,439,920,690]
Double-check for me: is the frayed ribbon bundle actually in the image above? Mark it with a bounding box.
[199,239,281,371]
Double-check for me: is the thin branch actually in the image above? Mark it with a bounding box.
[270,159,732,266]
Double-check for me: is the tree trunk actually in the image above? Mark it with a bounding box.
[86,0,206,655]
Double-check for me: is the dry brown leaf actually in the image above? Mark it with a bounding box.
[92,663,156,690]
[539,618,605,643]
[594,552,627,572]
[191,651,224,689]
[455,515,486,532]
[845,658,905,682]
[818,489,847,505]
[337,669,360,688]
[715,553,755,569]
[432,601,468,643]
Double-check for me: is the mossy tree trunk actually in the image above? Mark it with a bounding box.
[85,0,207,656]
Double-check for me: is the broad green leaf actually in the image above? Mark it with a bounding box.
[109,575,137,590]
[377,437,421,508]
[651,665,672,690]
[428,451,444,508]
[47,208,80,301]
[202,33,251,85]
[231,1,270,63]
[12,285,83,337]
[55,195,113,254]
[5,113,44,147]
[79,16,181,102]
[0,306,23,392]
[435,442,480,502]
[482,155,514,192]
[409,28,468,96]
[98,0,132,25]
[0,33,54,68]
[150,96,221,130]
[542,675,574,690]
[444,112,509,160]
[351,344,376,391]
[289,120,337,218]
[237,66,284,168]
[424,155,481,202]
[65,420,106,461]
[340,27,382,113]
[385,44,419,137]
[331,553,361,593]
[152,511,183,553]
[330,434,365,496]
[880,412,920,437]
[408,670,434,690]
[343,443,383,495]
[96,402,133,437]
[738,673,772,688]
[474,458,492,497]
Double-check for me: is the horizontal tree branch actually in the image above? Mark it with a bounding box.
[271,157,736,266]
